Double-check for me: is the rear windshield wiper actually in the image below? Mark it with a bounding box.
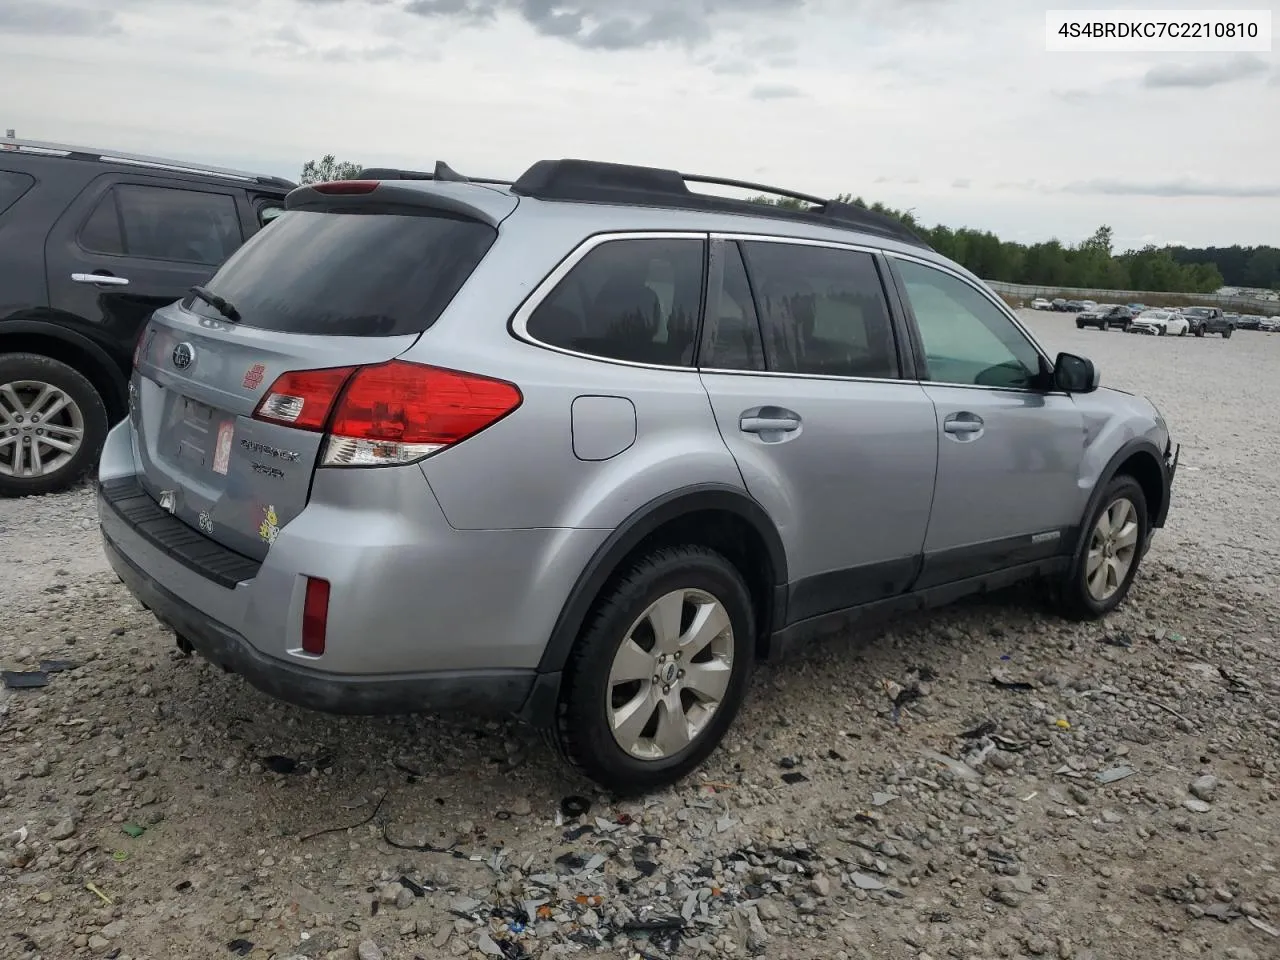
[188,285,241,323]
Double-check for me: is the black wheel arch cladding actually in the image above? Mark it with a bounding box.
[535,484,787,675]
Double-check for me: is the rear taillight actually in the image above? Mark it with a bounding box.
[323,361,522,466]
[301,577,329,656]
[252,367,356,431]
[251,360,521,467]
[132,328,149,368]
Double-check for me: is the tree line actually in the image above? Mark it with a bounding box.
[748,194,1248,294]
[298,157,1274,295]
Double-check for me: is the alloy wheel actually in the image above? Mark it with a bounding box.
[1085,497,1140,602]
[0,380,86,478]
[606,588,735,760]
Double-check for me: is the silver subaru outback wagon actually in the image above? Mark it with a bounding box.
[98,158,1178,793]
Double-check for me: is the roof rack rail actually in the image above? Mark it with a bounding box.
[0,137,296,189]
[510,159,930,249]
[355,162,514,187]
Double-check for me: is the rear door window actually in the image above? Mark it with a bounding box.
[115,184,242,265]
[0,170,34,217]
[526,237,706,366]
[741,241,900,380]
[78,191,125,255]
[193,209,497,337]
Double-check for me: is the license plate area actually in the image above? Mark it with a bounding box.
[161,394,234,476]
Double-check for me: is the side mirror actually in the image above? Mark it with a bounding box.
[1054,352,1099,393]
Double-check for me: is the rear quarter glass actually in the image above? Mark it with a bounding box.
[189,210,497,337]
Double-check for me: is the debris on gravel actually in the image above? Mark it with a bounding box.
[1,315,1279,959]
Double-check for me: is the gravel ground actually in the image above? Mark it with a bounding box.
[2,313,1279,960]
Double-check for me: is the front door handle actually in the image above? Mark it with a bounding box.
[72,272,130,286]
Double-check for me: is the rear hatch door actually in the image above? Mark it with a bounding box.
[131,188,510,561]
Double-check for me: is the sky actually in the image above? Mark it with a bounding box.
[2,0,1277,250]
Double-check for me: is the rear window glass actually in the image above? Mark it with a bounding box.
[0,170,35,217]
[193,210,496,336]
[525,237,706,366]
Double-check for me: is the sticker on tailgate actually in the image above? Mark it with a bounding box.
[212,421,235,475]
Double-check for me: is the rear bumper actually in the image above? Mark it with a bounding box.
[95,418,608,717]
[102,530,534,716]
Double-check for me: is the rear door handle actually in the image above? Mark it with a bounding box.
[943,414,984,435]
[740,415,801,433]
[72,273,130,286]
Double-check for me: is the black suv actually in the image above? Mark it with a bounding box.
[1076,304,1134,331]
[0,138,294,496]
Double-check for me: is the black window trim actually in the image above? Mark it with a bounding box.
[883,250,1069,397]
[509,229,712,372]
[0,168,38,217]
[71,173,245,266]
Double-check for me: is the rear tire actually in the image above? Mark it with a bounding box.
[552,545,755,794]
[1222,328,1232,339]
[1057,475,1149,621]
[1102,321,1111,332]
[1194,327,1204,337]
[0,353,109,498]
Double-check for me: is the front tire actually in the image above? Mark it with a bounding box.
[0,353,109,498]
[1057,476,1149,621]
[553,545,755,794]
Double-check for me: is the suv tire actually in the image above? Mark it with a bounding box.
[0,353,108,498]
[1058,475,1149,621]
[1222,328,1232,339]
[553,545,755,794]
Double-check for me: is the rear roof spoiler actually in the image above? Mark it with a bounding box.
[284,180,516,228]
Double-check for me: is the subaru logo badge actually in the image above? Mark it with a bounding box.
[172,342,195,370]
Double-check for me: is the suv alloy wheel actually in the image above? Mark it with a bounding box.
[553,546,756,794]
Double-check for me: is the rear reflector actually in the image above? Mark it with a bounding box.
[253,367,356,431]
[312,180,379,195]
[301,577,330,656]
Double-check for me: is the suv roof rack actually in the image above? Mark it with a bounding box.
[510,159,930,249]
[356,161,514,187]
[0,137,296,189]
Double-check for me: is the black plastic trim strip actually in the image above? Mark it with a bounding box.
[99,478,261,588]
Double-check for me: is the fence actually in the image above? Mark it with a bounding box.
[984,280,1280,316]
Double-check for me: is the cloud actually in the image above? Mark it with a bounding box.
[0,0,119,35]
[952,178,970,189]
[710,59,756,76]
[1061,179,1280,199]
[1143,54,1268,89]
[750,82,804,99]
[396,0,803,50]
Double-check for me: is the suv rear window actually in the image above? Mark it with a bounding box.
[0,170,35,217]
[192,210,496,336]
[525,237,706,366]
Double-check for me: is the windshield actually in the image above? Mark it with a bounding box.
[1184,307,1211,317]
[1139,311,1169,319]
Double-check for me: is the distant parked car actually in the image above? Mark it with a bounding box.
[1064,300,1085,312]
[1077,304,1134,331]
[1237,315,1263,330]
[1031,297,1053,310]
[1079,300,1098,312]
[1127,303,1147,314]
[1260,316,1278,332]
[1183,306,1234,338]
[1128,310,1188,337]
[1051,298,1070,311]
